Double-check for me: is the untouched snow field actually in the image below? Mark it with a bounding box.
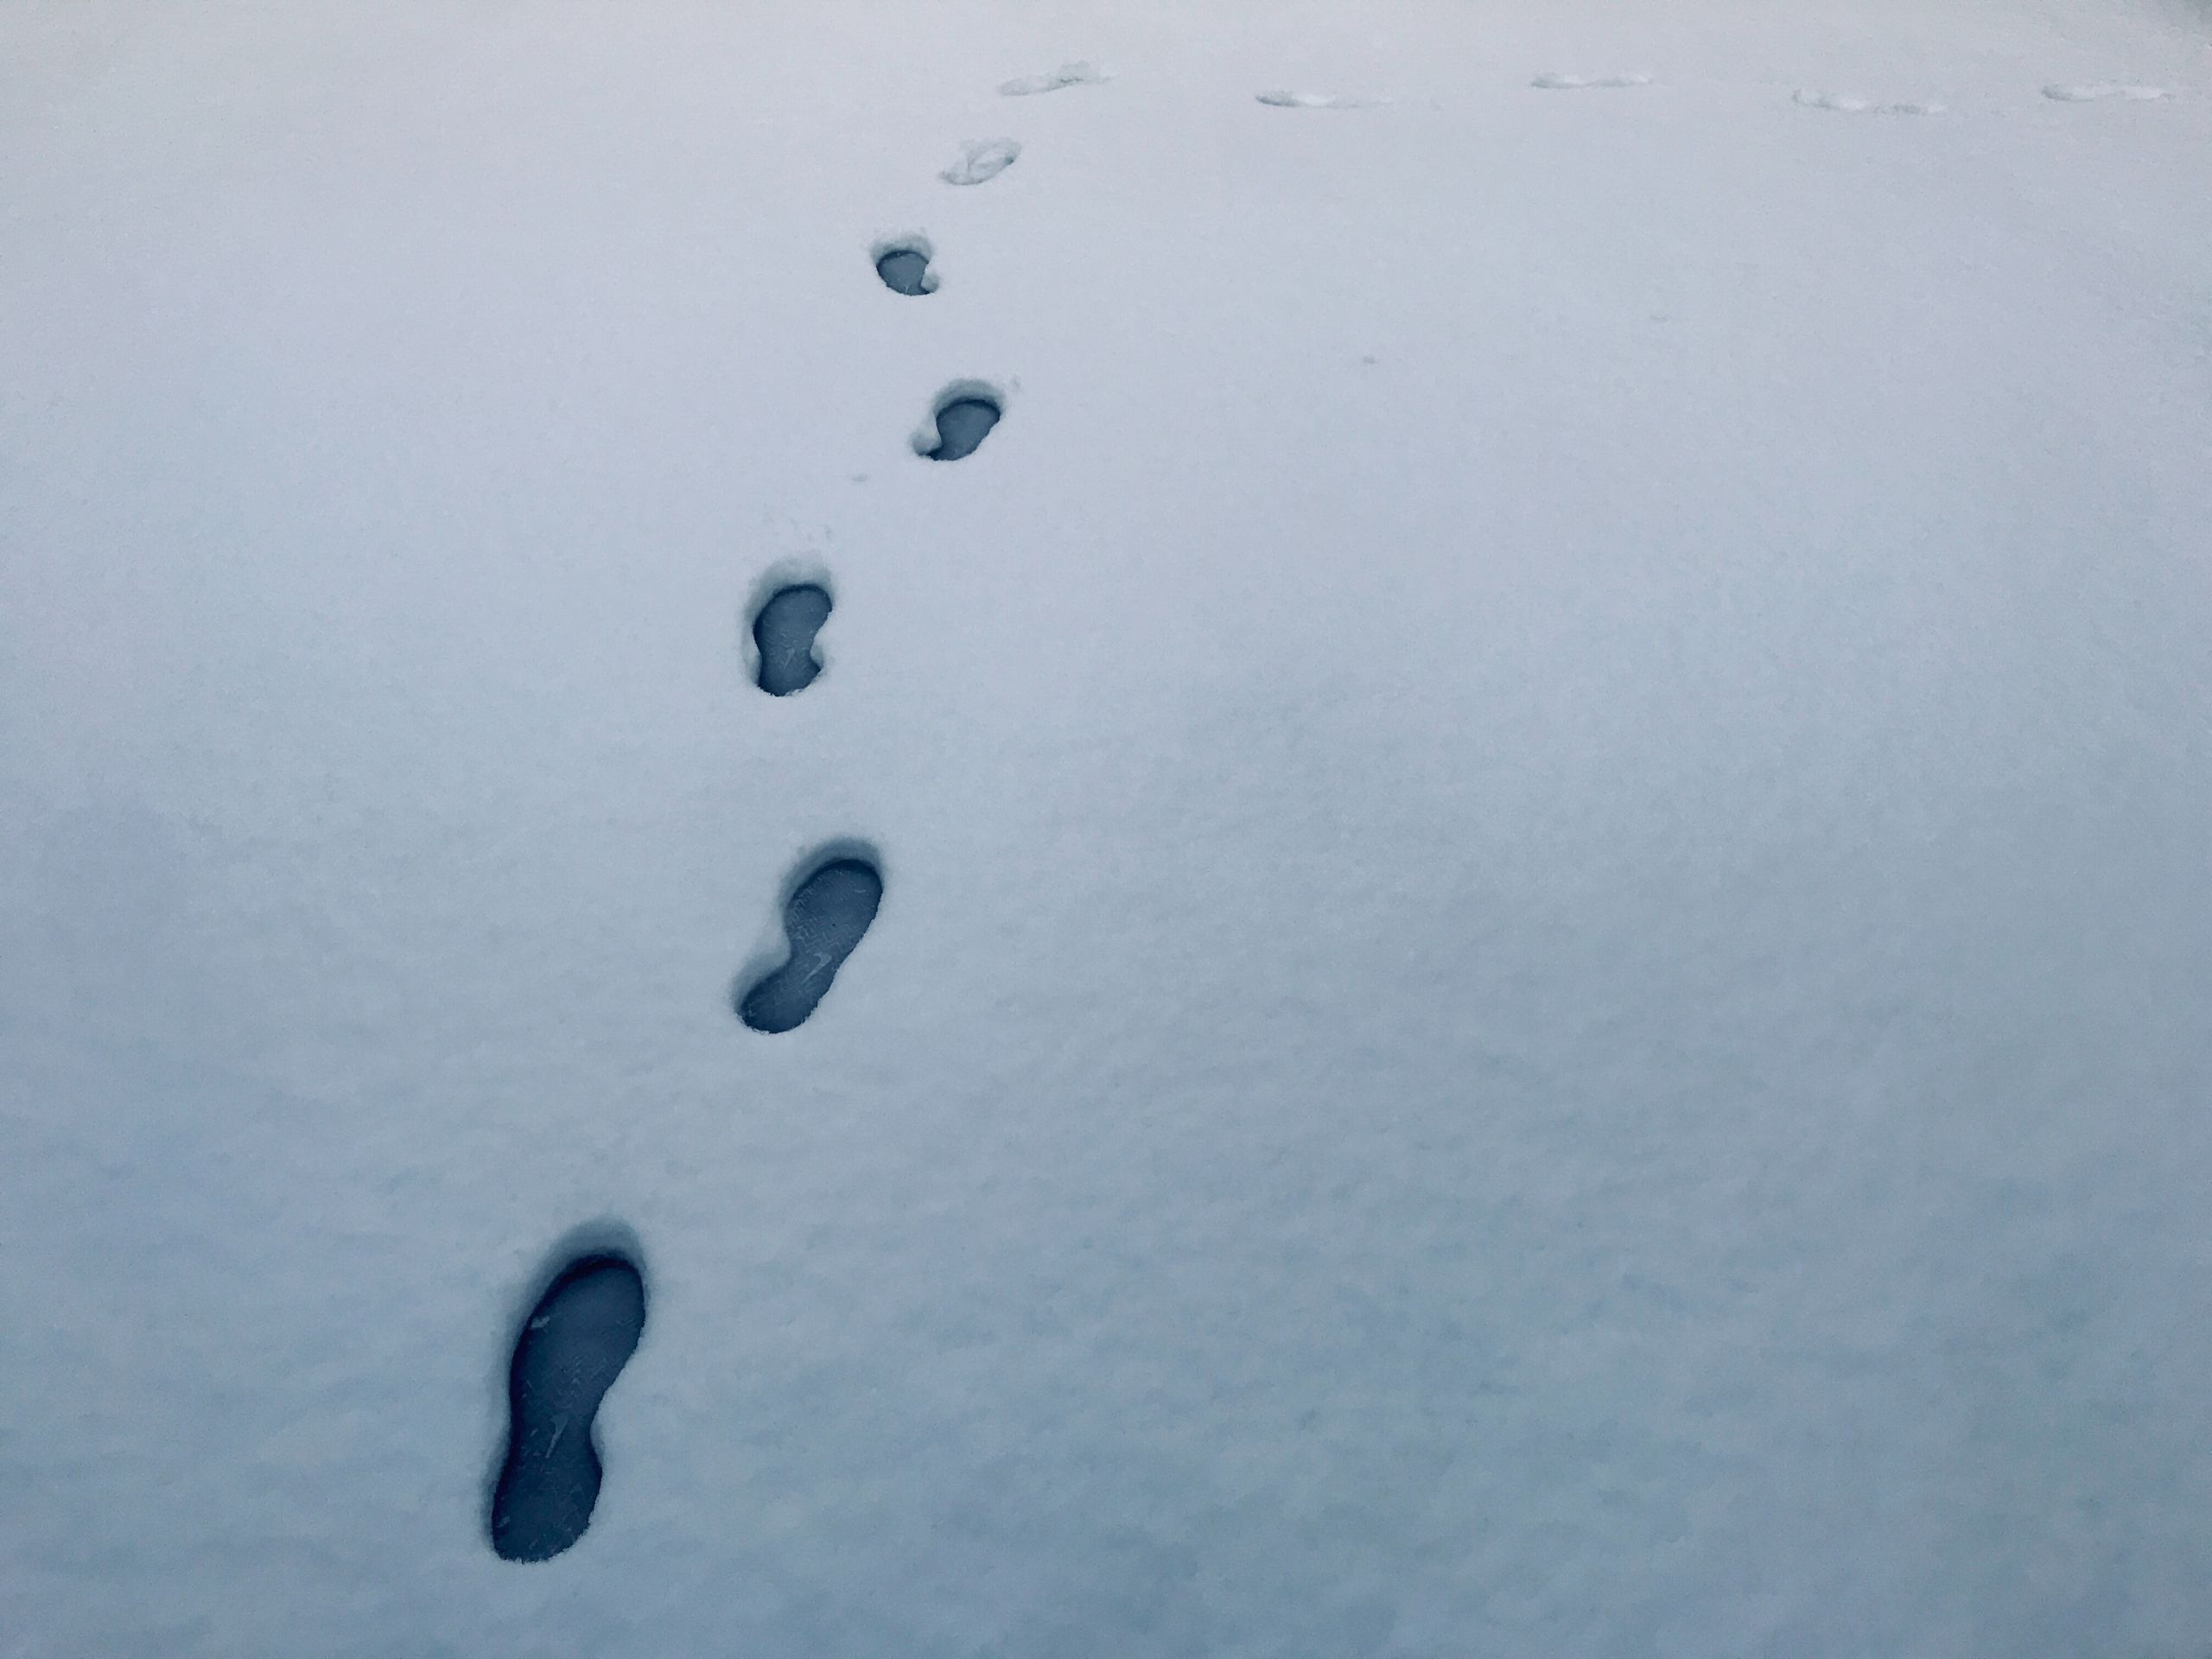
[4,2,2212,1654]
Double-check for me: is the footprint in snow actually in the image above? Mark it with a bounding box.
[942,138,1020,186]
[912,380,1003,462]
[736,851,883,1033]
[1001,61,1108,96]
[1793,88,1946,114]
[1531,72,1651,90]
[489,1251,646,1563]
[1255,89,1389,109]
[873,234,938,296]
[2043,82,2171,102]
[751,582,832,696]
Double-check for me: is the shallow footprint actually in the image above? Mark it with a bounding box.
[1793,88,1945,114]
[1255,88,1387,109]
[913,385,1001,462]
[941,138,1020,186]
[489,1253,647,1563]
[1531,71,1651,90]
[737,855,883,1033]
[1000,60,1108,96]
[753,583,831,696]
[2044,81,2171,102]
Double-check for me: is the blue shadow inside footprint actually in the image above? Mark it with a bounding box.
[489,1254,646,1563]
[753,583,831,696]
[876,247,933,296]
[918,396,1001,462]
[737,856,882,1033]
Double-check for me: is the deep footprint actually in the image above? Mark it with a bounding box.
[738,855,882,1033]
[916,391,1001,462]
[488,1254,647,1563]
[875,244,935,296]
[753,583,832,696]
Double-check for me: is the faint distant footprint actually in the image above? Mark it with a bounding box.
[912,380,1002,462]
[489,1251,647,1563]
[942,138,1020,186]
[1001,61,1108,96]
[1255,89,1388,109]
[873,235,938,296]
[753,582,832,696]
[1531,72,1651,90]
[1793,88,1946,114]
[2043,81,2171,102]
[736,851,883,1033]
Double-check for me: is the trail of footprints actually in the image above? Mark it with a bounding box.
[485,51,2183,1565]
[486,59,1029,1564]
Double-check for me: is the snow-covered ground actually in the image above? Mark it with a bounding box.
[4,2,2211,1654]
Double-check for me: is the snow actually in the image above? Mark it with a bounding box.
[1532,73,1657,92]
[941,138,1024,188]
[1791,89,1950,114]
[1255,90,1394,110]
[1000,64,1113,99]
[2044,80,2177,101]
[3,0,2211,1654]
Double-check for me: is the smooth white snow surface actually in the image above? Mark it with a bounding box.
[4,1,2212,1655]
